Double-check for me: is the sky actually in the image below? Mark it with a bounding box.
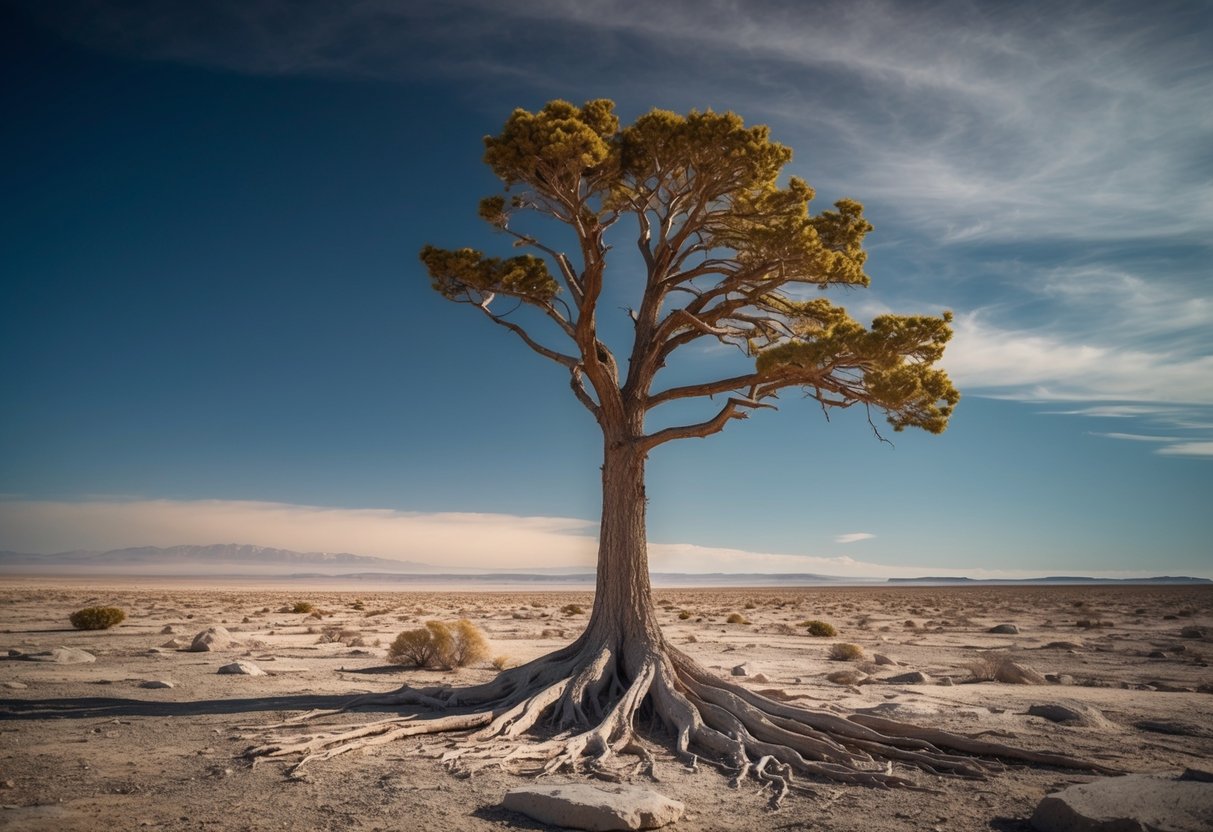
[1,0,1210,579]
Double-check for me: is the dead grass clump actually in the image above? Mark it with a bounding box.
[677,610,692,620]
[829,643,866,661]
[491,654,513,671]
[726,612,750,625]
[69,606,126,630]
[560,603,585,616]
[388,619,490,669]
[286,602,316,614]
[800,620,837,637]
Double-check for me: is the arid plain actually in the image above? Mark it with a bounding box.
[1,582,1210,831]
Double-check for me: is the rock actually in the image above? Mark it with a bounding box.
[502,784,684,831]
[3,681,28,689]
[1042,641,1084,651]
[994,661,1046,685]
[217,661,265,676]
[988,624,1020,634]
[1136,719,1203,737]
[1027,702,1114,728]
[1148,650,1169,658]
[1179,626,1207,639]
[1031,772,1213,832]
[731,663,756,677]
[7,649,24,657]
[139,680,175,689]
[1045,674,1076,685]
[189,626,236,652]
[749,673,770,683]
[873,654,899,666]
[25,647,96,664]
[939,675,954,686]
[160,625,174,634]
[883,671,931,685]
[160,638,187,649]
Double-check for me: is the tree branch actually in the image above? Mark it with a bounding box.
[477,306,578,369]
[639,397,774,451]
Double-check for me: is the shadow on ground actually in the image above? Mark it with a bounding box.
[0,694,415,720]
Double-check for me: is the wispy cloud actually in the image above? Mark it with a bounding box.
[834,532,875,544]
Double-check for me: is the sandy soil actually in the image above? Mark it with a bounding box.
[0,582,1210,831]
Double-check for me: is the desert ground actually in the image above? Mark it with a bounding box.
[0,581,1209,831]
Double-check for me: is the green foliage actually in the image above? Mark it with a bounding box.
[69,606,126,630]
[388,619,490,670]
[828,643,866,661]
[421,97,959,440]
[800,620,837,637]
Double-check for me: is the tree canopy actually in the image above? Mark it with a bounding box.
[421,99,959,444]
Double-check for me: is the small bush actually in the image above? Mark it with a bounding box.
[677,610,691,620]
[491,654,513,671]
[800,620,837,637]
[388,619,490,669]
[828,643,866,661]
[726,613,750,625]
[561,603,585,616]
[69,606,126,630]
[289,602,315,614]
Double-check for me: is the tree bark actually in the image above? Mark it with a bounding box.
[584,432,664,664]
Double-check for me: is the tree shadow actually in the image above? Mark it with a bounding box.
[0,693,412,721]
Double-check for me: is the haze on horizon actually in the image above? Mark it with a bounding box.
[1,1,1210,581]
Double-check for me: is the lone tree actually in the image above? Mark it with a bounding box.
[249,101,1106,797]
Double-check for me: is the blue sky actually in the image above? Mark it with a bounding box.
[2,0,1210,578]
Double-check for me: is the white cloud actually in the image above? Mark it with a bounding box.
[1156,441,1213,458]
[0,497,1149,579]
[1091,432,1174,443]
[942,312,1213,406]
[834,532,875,544]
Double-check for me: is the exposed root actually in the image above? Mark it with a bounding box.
[242,636,1118,794]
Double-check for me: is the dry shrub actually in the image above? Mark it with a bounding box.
[966,653,1003,681]
[826,670,865,685]
[389,619,490,669]
[828,643,866,661]
[318,625,365,646]
[800,620,837,637]
[966,653,1046,684]
[726,613,750,625]
[69,606,126,630]
[560,603,585,616]
[677,610,691,620]
[491,654,513,671]
[287,602,315,614]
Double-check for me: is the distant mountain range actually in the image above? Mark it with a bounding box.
[0,543,450,575]
[887,575,1211,585]
[0,544,1207,585]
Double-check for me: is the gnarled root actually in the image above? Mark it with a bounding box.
[242,638,1118,793]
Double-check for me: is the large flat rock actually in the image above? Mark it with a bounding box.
[502,783,684,831]
[1031,772,1213,832]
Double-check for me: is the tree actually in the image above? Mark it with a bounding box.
[248,101,1106,798]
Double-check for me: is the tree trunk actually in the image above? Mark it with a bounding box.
[583,434,664,665]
